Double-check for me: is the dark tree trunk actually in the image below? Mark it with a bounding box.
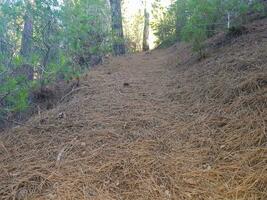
[20,14,33,58]
[109,0,125,55]
[142,7,150,51]
[19,13,34,80]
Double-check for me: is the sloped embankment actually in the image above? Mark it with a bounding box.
[0,19,266,199]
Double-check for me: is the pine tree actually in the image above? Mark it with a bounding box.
[20,3,34,80]
[109,0,126,55]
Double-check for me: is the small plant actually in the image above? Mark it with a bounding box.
[181,24,207,59]
[0,74,30,115]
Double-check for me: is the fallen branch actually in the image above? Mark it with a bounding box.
[59,86,88,103]
[0,116,57,130]
[0,140,10,155]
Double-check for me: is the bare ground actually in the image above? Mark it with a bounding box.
[0,19,267,200]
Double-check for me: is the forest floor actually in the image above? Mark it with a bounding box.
[0,19,267,200]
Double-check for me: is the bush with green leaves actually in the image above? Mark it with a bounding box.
[0,0,113,119]
[61,0,112,68]
[0,72,30,116]
[152,0,265,56]
[151,0,178,48]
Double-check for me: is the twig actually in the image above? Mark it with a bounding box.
[56,146,66,164]
[59,86,88,103]
[2,118,41,129]
[56,137,78,167]
[0,116,54,130]
[0,140,10,155]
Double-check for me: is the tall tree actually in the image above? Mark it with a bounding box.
[20,3,34,80]
[20,11,33,59]
[142,0,150,51]
[109,0,125,55]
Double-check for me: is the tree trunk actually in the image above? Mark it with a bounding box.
[142,6,150,51]
[20,13,33,59]
[109,0,125,55]
[19,13,34,80]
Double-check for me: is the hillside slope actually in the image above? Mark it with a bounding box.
[0,19,267,200]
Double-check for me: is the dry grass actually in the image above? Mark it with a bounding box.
[0,19,267,200]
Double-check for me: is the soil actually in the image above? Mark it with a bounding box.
[0,19,266,200]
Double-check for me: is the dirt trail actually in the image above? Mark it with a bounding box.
[0,19,267,200]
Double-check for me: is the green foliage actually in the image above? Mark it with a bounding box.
[152,0,265,56]
[61,0,112,67]
[151,0,177,47]
[0,0,113,118]
[13,55,24,67]
[0,74,30,114]
[123,10,144,52]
